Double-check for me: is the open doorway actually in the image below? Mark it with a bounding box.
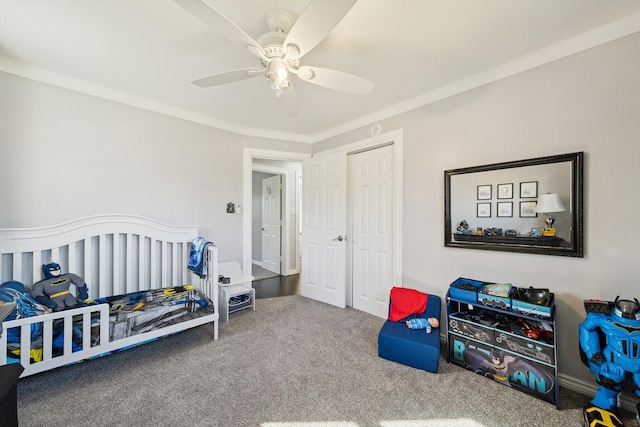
[242,149,309,283]
[251,159,302,280]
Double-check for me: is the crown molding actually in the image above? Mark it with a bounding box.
[1,13,638,145]
[313,13,640,143]
[0,56,313,144]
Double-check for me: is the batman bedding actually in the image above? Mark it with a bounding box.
[0,280,215,364]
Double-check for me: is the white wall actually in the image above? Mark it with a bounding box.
[314,33,640,389]
[0,72,311,263]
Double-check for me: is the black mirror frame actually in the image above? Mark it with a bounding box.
[444,152,584,257]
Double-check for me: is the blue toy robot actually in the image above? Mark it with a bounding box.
[579,297,640,427]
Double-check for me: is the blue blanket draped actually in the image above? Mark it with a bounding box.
[187,237,214,278]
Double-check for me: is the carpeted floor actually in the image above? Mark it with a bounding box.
[15,295,636,427]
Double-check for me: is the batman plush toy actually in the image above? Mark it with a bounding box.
[31,263,89,311]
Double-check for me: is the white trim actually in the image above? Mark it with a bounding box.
[1,15,637,144]
[242,149,311,277]
[253,164,287,175]
[559,373,637,413]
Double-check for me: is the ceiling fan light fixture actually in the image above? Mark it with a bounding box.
[270,79,291,98]
[267,61,289,82]
[266,60,292,97]
[277,67,288,81]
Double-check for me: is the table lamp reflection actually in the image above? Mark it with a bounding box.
[535,193,565,236]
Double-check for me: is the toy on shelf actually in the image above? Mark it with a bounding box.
[491,313,554,345]
[456,220,471,234]
[579,297,640,427]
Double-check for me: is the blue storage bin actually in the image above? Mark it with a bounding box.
[449,278,486,304]
[512,293,555,319]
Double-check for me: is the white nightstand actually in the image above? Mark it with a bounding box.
[218,262,255,322]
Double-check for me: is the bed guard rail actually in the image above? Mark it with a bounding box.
[0,303,111,376]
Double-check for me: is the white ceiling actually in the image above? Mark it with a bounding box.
[1,0,638,143]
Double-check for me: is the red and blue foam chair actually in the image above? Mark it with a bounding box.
[377,287,442,373]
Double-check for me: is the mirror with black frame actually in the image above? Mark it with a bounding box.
[444,152,584,257]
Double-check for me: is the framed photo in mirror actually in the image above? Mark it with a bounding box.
[477,185,492,200]
[497,183,513,199]
[520,201,537,218]
[477,203,491,218]
[520,181,538,198]
[497,202,513,217]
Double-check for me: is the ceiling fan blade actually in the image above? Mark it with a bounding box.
[174,0,264,55]
[278,86,299,117]
[192,68,264,88]
[295,66,374,95]
[284,0,357,58]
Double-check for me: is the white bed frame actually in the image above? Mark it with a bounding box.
[0,214,218,377]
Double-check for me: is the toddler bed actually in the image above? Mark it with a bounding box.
[0,214,219,377]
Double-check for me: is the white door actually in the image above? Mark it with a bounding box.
[349,145,394,318]
[262,175,281,275]
[301,153,347,308]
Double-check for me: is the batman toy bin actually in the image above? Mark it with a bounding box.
[449,333,557,405]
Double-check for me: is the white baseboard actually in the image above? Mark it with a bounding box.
[252,260,262,266]
[560,373,637,413]
[559,372,597,397]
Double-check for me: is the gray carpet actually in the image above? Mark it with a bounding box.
[15,296,635,426]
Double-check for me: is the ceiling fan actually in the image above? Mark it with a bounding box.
[174,0,375,117]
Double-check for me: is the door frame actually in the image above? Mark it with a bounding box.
[318,129,404,303]
[243,149,310,277]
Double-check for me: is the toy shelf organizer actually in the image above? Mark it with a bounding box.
[445,278,559,408]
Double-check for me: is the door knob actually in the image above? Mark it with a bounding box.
[332,235,344,241]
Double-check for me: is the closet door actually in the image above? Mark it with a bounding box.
[301,152,347,308]
[349,145,394,318]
